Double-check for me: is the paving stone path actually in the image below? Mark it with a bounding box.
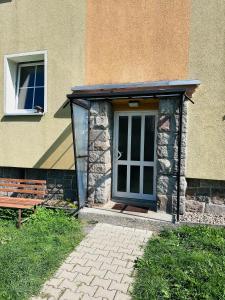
[32,223,152,300]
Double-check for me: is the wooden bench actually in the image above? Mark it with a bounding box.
[0,178,47,227]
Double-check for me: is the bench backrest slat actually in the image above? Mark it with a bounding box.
[0,183,46,190]
[0,188,46,195]
[0,178,47,197]
[0,178,46,184]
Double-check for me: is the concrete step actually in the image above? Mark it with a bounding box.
[78,207,176,232]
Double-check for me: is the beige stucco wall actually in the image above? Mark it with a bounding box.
[85,0,191,85]
[0,0,86,170]
[187,0,225,180]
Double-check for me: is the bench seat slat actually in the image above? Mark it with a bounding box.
[0,183,46,190]
[0,203,33,209]
[0,188,46,195]
[0,197,44,205]
[0,178,46,184]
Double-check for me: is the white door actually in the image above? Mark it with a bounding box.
[113,111,157,201]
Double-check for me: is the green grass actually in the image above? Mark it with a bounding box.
[0,208,83,300]
[132,225,225,300]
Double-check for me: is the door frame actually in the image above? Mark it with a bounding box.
[112,110,158,202]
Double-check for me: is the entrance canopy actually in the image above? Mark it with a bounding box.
[68,80,200,101]
[67,80,200,218]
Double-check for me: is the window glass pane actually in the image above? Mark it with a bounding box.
[144,116,155,161]
[18,88,34,109]
[131,116,141,161]
[19,66,35,88]
[130,166,140,193]
[118,116,128,160]
[34,87,44,108]
[143,166,154,195]
[117,165,127,192]
[35,65,44,86]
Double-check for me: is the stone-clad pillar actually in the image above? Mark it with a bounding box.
[88,101,113,206]
[156,97,187,214]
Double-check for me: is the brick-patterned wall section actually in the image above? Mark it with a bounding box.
[0,167,77,202]
[88,101,113,206]
[157,97,187,214]
[186,178,225,214]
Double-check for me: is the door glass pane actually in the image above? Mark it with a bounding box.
[72,103,89,207]
[117,165,127,192]
[18,88,34,109]
[130,166,140,193]
[144,116,155,161]
[131,116,141,161]
[143,166,154,195]
[118,116,128,160]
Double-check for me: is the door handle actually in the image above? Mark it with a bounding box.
[117,150,122,160]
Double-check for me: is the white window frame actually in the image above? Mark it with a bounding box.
[16,61,45,113]
[4,50,47,116]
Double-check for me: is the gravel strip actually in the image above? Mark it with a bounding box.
[180,212,225,226]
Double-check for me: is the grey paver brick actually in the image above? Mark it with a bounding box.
[45,277,63,288]
[121,274,134,284]
[88,267,107,278]
[58,270,77,281]
[59,279,78,291]
[95,287,116,300]
[112,258,127,267]
[114,291,132,300]
[69,257,88,266]
[74,274,94,286]
[59,289,83,300]
[83,253,99,261]
[82,295,103,300]
[77,284,98,296]
[117,266,133,276]
[109,281,129,293]
[100,262,118,272]
[118,247,133,255]
[41,286,62,299]
[60,263,76,272]
[73,265,91,275]
[108,251,124,259]
[85,260,103,269]
[91,277,111,289]
[97,255,113,264]
[104,271,123,282]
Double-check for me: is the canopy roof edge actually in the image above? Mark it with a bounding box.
[68,80,200,100]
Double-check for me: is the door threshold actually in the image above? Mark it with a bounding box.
[112,197,157,211]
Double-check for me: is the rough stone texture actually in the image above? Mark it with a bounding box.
[0,167,77,202]
[186,178,225,215]
[88,101,113,206]
[31,223,152,300]
[157,97,187,214]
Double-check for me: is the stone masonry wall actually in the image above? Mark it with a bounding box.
[157,97,187,214]
[88,101,113,206]
[186,178,225,214]
[0,167,77,202]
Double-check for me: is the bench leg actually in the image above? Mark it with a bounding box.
[17,209,22,228]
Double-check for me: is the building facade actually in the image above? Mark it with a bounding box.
[0,0,224,216]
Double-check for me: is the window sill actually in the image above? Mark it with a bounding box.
[4,112,45,116]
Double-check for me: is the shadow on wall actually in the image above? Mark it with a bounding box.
[34,123,75,170]
[54,99,71,118]
[0,0,12,3]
